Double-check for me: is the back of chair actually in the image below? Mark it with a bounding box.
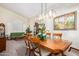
[53,33,62,39]
[46,32,51,39]
[24,35,41,56]
[24,35,29,48]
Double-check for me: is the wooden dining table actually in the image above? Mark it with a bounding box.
[27,36,72,56]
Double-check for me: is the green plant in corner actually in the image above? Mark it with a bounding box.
[26,26,32,33]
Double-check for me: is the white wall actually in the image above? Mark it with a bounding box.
[29,5,79,47]
[0,6,29,35]
[44,5,79,47]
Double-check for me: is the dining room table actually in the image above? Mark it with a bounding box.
[27,36,72,56]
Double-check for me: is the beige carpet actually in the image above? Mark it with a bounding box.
[0,40,79,56]
[0,40,26,56]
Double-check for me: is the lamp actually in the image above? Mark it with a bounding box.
[48,9,56,19]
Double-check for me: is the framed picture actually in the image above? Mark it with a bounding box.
[54,11,77,30]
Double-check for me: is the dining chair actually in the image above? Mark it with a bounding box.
[53,33,62,39]
[68,46,79,52]
[24,34,65,56]
[24,35,30,55]
[24,35,56,56]
[24,35,41,56]
[64,46,79,56]
[46,32,51,39]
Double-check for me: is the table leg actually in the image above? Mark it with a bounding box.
[61,52,66,56]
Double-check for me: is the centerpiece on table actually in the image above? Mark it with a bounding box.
[38,24,46,41]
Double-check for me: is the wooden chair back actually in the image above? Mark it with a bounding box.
[24,35,41,56]
[46,32,51,39]
[53,33,62,39]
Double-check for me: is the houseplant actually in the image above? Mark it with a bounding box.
[26,27,32,34]
[38,24,46,40]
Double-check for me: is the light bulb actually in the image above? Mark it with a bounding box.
[49,10,53,17]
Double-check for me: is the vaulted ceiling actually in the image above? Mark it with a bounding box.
[0,3,79,18]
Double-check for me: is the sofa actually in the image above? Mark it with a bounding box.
[10,32,25,40]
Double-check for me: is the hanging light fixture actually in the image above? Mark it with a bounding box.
[48,9,56,18]
[40,3,47,20]
[39,3,56,21]
[38,3,45,24]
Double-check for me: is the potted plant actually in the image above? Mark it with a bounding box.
[26,26,32,34]
[38,24,46,40]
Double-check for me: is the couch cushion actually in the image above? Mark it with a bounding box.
[10,32,24,38]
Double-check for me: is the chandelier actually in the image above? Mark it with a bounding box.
[39,3,56,21]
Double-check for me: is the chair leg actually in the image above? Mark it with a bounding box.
[47,53,53,56]
[39,49,41,56]
[30,49,36,56]
[68,47,79,52]
[29,50,31,56]
[61,52,66,56]
[25,48,29,55]
[25,49,27,55]
[25,48,32,56]
[28,50,35,56]
[68,47,72,52]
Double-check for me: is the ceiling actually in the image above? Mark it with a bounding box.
[0,3,79,18]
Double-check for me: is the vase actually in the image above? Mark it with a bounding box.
[38,33,46,41]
